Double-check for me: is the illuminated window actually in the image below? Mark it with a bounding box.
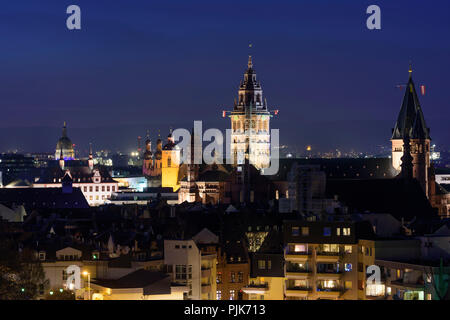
[366,284,385,297]
[345,281,352,289]
[230,290,235,300]
[344,245,352,253]
[336,228,341,236]
[216,290,222,300]
[386,287,391,295]
[344,263,352,272]
[301,227,309,236]
[343,228,351,236]
[294,244,307,253]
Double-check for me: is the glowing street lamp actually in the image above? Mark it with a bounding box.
[82,271,91,300]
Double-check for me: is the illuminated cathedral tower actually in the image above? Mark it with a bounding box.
[55,122,75,160]
[229,56,271,169]
[391,67,431,197]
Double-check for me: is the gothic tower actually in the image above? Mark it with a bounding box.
[179,129,200,203]
[152,137,163,176]
[391,67,431,197]
[142,131,153,176]
[229,56,271,169]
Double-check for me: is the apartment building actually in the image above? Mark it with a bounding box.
[163,239,202,300]
[283,220,375,300]
[243,230,285,300]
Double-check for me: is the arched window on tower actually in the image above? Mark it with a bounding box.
[168,157,171,167]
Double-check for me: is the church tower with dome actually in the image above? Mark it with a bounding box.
[55,122,75,160]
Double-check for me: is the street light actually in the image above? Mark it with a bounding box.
[82,271,91,300]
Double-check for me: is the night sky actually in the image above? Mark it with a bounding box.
[1,0,449,155]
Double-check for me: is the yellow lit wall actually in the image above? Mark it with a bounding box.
[161,149,180,191]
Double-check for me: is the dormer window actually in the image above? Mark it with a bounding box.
[38,251,46,261]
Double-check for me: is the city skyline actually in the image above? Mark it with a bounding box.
[1,0,450,153]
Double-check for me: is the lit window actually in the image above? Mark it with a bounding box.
[343,228,351,236]
[258,260,266,270]
[301,227,309,236]
[366,284,385,297]
[336,228,341,236]
[229,290,235,300]
[294,244,307,253]
[344,263,352,272]
[216,290,222,300]
[345,281,352,289]
[344,245,352,253]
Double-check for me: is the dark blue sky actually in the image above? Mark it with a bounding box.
[0,0,449,155]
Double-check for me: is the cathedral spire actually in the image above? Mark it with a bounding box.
[391,68,430,140]
[62,121,67,138]
[89,142,93,159]
[248,55,253,69]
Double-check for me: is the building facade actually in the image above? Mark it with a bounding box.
[228,56,271,169]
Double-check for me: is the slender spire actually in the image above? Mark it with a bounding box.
[89,143,93,159]
[62,121,67,137]
[248,55,253,69]
[408,61,413,78]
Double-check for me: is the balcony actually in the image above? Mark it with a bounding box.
[286,265,311,279]
[285,251,311,263]
[315,251,341,263]
[316,271,342,280]
[242,283,269,295]
[316,287,344,298]
[285,286,311,297]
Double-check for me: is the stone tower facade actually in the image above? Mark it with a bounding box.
[229,56,271,169]
[391,68,431,197]
[161,131,181,191]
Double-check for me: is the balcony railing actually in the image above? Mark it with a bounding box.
[316,286,343,292]
[286,286,310,291]
[242,283,269,294]
[316,269,342,274]
[316,251,341,256]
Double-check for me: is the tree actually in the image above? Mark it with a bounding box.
[0,240,49,300]
[423,259,450,300]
